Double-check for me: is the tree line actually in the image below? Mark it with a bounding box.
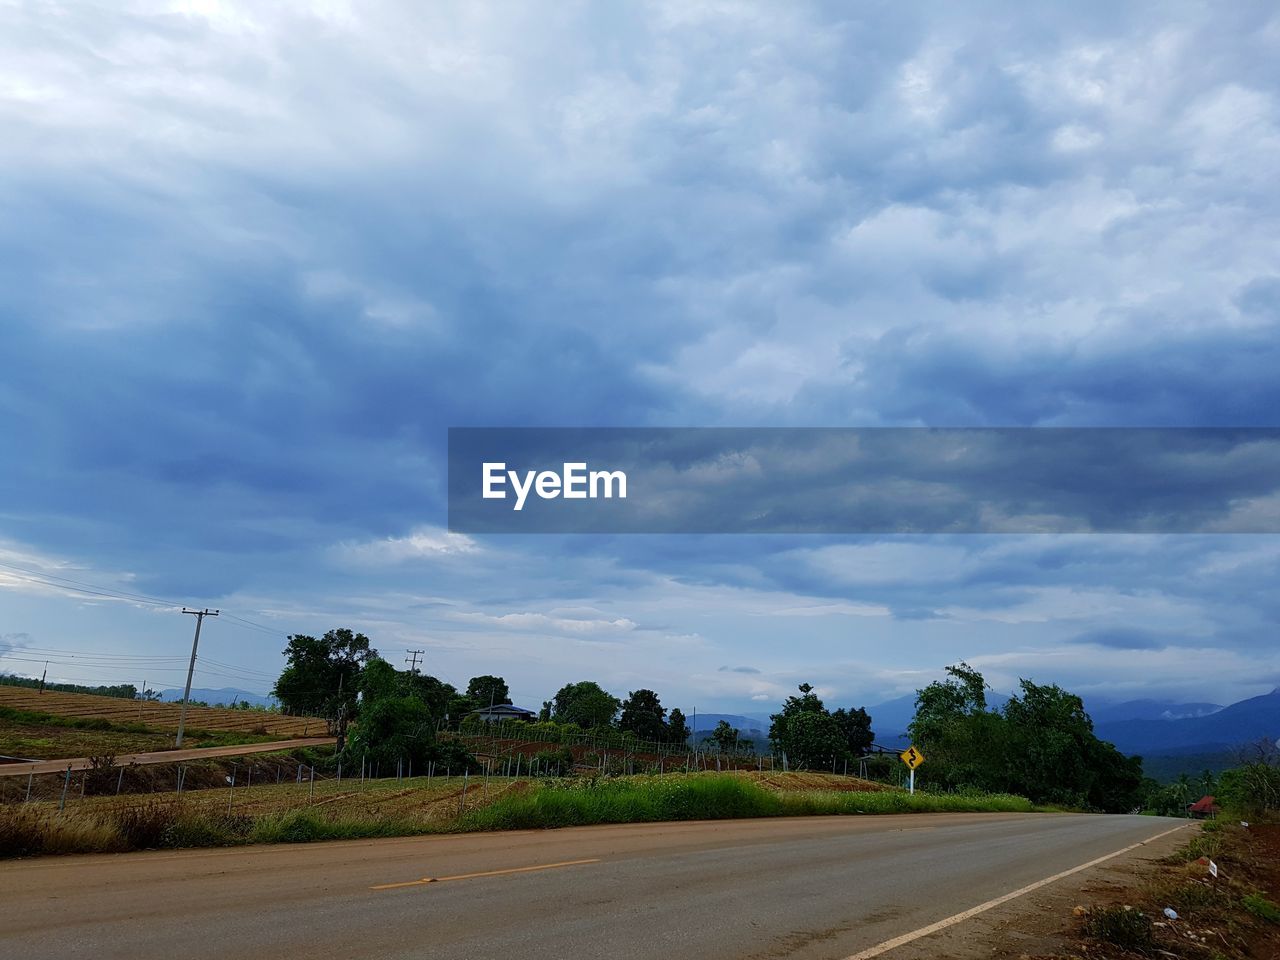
[270,630,1160,812]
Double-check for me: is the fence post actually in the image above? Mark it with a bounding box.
[26,771,34,803]
[458,770,468,816]
[308,766,315,804]
[228,763,237,814]
[59,765,71,812]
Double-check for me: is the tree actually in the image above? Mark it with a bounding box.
[552,681,621,728]
[770,683,850,769]
[667,708,691,745]
[466,675,511,708]
[538,700,553,722]
[782,711,846,769]
[272,628,375,748]
[406,673,463,727]
[909,662,987,745]
[705,720,740,754]
[831,706,874,756]
[769,683,826,752]
[620,688,668,742]
[346,691,434,770]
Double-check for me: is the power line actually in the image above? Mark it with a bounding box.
[0,559,182,607]
[0,558,290,641]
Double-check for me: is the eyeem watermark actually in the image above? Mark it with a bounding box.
[449,427,1280,533]
[482,462,627,511]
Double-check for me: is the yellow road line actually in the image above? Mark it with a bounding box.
[371,857,602,891]
[842,822,1192,959]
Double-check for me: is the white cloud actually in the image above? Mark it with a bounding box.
[333,527,478,565]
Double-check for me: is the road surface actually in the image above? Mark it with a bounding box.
[0,812,1186,959]
[0,737,335,776]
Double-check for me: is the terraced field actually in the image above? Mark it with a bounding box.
[0,685,324,736]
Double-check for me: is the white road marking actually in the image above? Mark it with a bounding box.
[843,822,1191,959]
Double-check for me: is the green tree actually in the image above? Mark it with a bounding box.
[466,675,511,708]
[831,706,874,756]
[620,688,668,742]
[667,707,691,745]
[783,711,846,769]
[770,684,850,769]
[906,663,1006,791]
[552,681,621,728]
[346,691,434,770]
[909,662,987,745]
[705,719,741,754]
[769,683,826,750]
[1002,680,1095,806]
[272,628,375,748]
[360,657,401,702]
[538,700,553,722]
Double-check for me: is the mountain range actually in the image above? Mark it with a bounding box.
[158,687,276,708]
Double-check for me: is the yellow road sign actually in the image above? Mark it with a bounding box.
[900,745,925,769]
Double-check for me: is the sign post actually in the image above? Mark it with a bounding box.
[899,745,925,795]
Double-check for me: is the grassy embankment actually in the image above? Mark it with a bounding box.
[0,770,1040,859]
[1072,819,1280,958]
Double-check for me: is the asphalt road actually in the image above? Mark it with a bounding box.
[0,737,336,777]
[0,813,1185,960]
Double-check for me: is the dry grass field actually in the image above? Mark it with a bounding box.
[0,685,324,736]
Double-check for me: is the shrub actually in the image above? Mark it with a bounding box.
[111,802,180,849]
[1082,905,1154,951]
[0,807,122,858]
[532,747,574,776]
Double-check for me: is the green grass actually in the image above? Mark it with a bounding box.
[1242,891,1280,923]
[461,775,1037,831]
[1,773,1040,859]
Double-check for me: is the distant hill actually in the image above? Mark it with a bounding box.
[1095,688,1280,758]
[159,687,274,708]
[1086,699,1223,725]
[687,713,768,738]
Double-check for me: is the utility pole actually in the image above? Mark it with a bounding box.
[39,661,47,694]
[176,608,218,747]
[405,650,424,675]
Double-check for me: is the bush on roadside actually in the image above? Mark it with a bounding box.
[1082,905,1155,951]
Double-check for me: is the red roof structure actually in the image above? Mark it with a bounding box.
[1188,795,1220,817]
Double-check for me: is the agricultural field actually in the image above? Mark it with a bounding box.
[47,769,519,822]
[0,769,1040,859]
[1,720,208,760]
[8,769,898,828]
[0,685,324,736]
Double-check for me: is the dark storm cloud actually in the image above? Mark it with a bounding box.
[1069,628,1168,651]
[1,0,1279,706]
[449,428,1280,533]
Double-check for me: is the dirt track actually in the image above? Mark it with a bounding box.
[0,736,335,777]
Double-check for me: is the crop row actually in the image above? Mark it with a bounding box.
[0,686,324,736]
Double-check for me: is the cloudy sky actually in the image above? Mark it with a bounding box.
[2,1,1279,716]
